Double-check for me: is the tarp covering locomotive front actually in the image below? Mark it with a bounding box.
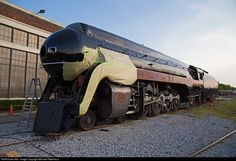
[62,47,137,115]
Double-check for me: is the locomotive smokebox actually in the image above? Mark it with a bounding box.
[40,28,84,80]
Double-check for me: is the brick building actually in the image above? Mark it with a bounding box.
[0,0,63,99]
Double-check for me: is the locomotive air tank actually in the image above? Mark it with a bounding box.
[33,23,218,133]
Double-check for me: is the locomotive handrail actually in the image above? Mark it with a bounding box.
[42,62,67,66]
[196,67,209,74]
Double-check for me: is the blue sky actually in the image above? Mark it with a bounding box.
[9,0,236,86]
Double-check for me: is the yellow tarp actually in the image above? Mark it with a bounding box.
[62,47,137,115]
[98,47,137,85]
[79,47,137,115]
[63,47,104,81]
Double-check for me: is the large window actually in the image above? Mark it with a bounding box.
[37,55,48,89]
[0,24,12,42]
[28,33,38,49]
[0,47,11,97]
[38,36,46,49]
[26,53,37,96]
[10,50,26,97]
[13,28,27,46]
[0,24,50,98]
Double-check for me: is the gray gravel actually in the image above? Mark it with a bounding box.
[0,112,36,136]
[0,144,52,157]
[0,112,235,157]
[0,122,33,136]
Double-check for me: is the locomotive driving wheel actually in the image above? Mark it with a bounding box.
[172,91,180,111]
[189,97,197,108]
[78,110,96,131]
[164,100,172,113]
[162,90,172,113]
[172,100,179,111]
[113,115,127,124]
[151,103,161,116]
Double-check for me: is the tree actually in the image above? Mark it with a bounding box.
[218,83,232,90]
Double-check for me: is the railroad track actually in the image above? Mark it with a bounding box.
[189,129,236,157]
[0,118,136,157]
[1,115,235,157]
[0,118,134,148]
[0,110,156,150]
[2,103,233,157]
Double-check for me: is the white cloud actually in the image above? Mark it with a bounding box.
[145,0,236,86]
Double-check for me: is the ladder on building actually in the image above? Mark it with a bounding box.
[17,78,43,128]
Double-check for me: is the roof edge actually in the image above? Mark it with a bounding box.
[0,0,64,27]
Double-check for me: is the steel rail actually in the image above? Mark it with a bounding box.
[189,129,236,157]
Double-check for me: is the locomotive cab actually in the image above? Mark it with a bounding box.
[188,65,199,80]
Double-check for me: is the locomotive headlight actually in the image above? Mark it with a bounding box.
[47,47,57,54]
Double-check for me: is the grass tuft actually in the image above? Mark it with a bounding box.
[191,97,236,121]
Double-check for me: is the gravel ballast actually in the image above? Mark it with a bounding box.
[0,112,235,157]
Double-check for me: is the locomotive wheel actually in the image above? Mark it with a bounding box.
[78,110,96,131]
[113,115,127,124]
[147,105,153,116]
[151,103,161,116]
[171,91,180,111]
[161,90,172,113]
[196,96,200,106]
[189,97,197,108]
[173,100,179,111]
[164,100,172,113]
[141,105,149,116]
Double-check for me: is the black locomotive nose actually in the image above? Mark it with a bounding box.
[40,28,84,63]
[40,28,84,80]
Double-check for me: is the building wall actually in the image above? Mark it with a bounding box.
[0,1,63,99]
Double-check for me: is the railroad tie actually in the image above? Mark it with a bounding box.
[0,151,21,157]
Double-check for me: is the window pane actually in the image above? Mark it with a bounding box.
[26,53,37,96]
[38,36,46,49]
[0,47,11,98]
[0,24,12,42]
[13,29,27,46]
[10,50,26,97]
[28,33,38,49]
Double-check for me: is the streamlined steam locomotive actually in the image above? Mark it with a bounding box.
[33,23,218,133]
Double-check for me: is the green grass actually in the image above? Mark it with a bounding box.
[0,100,37,112]
[191,97,236,121]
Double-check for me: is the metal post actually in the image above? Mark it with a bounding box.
[35,54,38,78]
[24,52,28,98]
[11,27,14,43]
[26,32,29,47]
[37,35,39,49]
